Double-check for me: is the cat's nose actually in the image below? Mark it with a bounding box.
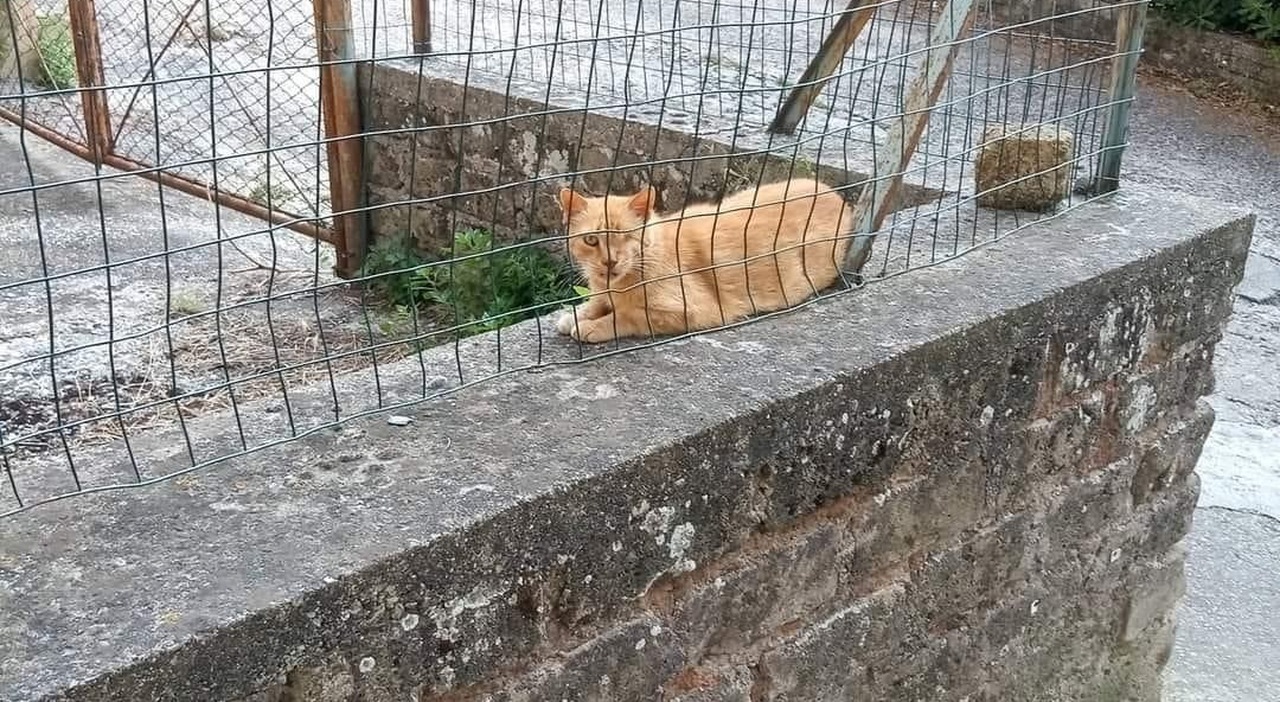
[605,259,616,271]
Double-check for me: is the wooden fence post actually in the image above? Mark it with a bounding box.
[411,0,432,54]
[770,0,876,135]
[843,0,976,277]
[313,0,367,277]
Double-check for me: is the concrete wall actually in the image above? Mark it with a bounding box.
[0,189,1252,701]
[359,61,936,254]
[0,0,41,83]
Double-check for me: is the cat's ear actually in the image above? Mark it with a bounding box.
[627,186,657,221]
[557,187,588,223]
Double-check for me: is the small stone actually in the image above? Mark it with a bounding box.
[206,26,233,42]
[359,656,376,673]
[387,415,413,426]
[974,122,1075,211]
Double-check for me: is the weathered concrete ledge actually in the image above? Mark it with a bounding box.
[0,185,1253,701]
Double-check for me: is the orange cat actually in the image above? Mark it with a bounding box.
[555,178,854,343]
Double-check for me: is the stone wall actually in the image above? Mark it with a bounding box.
[990,0,1280,105]
[0,0,41,82]
[989,0,1123,39]
[359,61,937,254]
[1144,17,1280,106]
[0,190,1252,701]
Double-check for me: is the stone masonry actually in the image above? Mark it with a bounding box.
[992,0,1280,106]
[359,60,938,255]
[0,190,1252,701]
[1143,16,1280,107]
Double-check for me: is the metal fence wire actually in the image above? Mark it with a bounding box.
[0,0,1146,517]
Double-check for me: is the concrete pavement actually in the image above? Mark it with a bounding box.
[1122,78,1280,701]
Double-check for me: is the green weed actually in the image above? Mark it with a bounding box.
[1241,0,1280,40]
[1155,0,1280,44]
[360,230,581,338]
[34,16,76,90]
[247,178,295,208]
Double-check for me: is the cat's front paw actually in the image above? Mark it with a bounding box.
[569,318,618,344]
[555,309,578,336]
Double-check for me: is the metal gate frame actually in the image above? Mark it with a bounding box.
[0,0,366,277]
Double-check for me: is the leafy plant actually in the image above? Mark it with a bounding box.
[416,229,578,334]
[1158,0,1225,28]
[1240,0,1280,40]
[246,179,295,208]
[360,235,423,307]
[360,230,581,338]
[1155,0,1280,44]
[34,16,76,90]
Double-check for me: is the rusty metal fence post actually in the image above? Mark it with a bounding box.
[313,0,367,277]
[412,0,432,54]
[66,0,112,163]
[769,0,875,135]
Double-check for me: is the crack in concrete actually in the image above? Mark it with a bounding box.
[1239,291,1280,307]
[1198,504,1280,529]
[1253,250,1280,266]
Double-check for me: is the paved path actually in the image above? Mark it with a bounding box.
[1122,77,1280,701]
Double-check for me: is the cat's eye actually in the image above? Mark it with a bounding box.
[582,234,599,247]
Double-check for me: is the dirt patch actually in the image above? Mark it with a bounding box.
[0,280,435,458]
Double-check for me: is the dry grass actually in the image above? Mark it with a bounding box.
[1,284,429,456]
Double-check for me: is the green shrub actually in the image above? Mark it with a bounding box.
[246,179,295,208]
[1241,0,1280,40]
[1154,0,1280,44]
[360,235,423,308]
[360,230,581,338]
[34,16,76,90]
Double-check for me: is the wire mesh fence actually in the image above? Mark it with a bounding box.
[0,0,331,227]
[0,1,84,146]
[102,0,329,217]
[0,0,1146,517]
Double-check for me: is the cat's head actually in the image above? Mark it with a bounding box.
[556,185,657,289]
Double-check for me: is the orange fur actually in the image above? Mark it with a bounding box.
[554,178,854,343]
